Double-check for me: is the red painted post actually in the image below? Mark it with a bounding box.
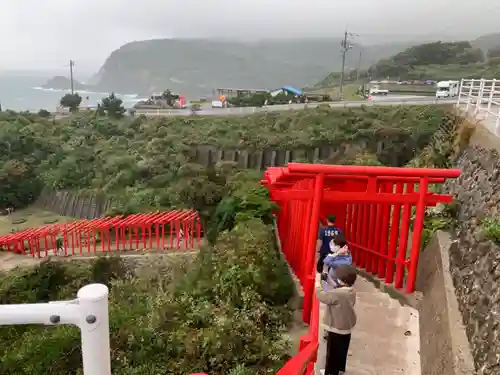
[302,173,324,324]
[359,204,368,269]
[349,204,358,262]
[43,235,48,257]
[378,182,392,278]
[107,229,112,251]
[406,178,429,293]
[385,183,403,283]
[371,200,382,274]
[366,204,377,273]
[301,180,314,280]
[291,200,300,279]
[149,224,154,249]
[196,219,201,247]
[122,226,127,249]
[78,230,83,255]
[354,204,362,264]
[395,183,414,289]
[115,225,120,251]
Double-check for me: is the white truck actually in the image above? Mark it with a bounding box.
[435,80,459,99]
[369,85,389,96]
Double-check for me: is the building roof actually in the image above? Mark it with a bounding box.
[277,86,304,95]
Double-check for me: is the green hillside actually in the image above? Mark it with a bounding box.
[315,34,500,88]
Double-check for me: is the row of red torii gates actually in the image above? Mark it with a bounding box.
[0,210,202,257]
[261,162,461,375]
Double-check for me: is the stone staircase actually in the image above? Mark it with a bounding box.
[315,276,421,375]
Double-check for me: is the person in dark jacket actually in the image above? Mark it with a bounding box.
[316,215,344,273]
[316,265,357,375]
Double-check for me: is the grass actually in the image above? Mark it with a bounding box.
[304,83,363,100]
[0,208,72,236]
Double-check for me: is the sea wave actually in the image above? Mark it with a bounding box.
[32,86,142,99]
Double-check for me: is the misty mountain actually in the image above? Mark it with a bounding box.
[43,33,500,98]
[80,38,414,97]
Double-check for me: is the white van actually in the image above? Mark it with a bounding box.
[436,81,459,98]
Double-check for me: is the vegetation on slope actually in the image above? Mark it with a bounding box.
[369,41,485,79]
[316,37,500,88]
[0,105,446,213]
[0,172,296,375]
[407,110,475,249]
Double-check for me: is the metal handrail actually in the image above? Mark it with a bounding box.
[457,78,500,135]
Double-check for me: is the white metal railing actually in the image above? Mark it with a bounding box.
[457,78,500,135]
[0,283,111,375]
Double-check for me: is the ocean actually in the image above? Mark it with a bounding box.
[0,74,146,112]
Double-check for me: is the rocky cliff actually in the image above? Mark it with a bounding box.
[444,145,500,375]
[42,75,89,91]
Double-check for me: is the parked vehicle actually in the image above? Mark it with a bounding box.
[435,81,459,99]
[369,85,389,96]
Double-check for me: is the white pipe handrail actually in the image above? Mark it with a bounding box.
[457,78,500,135]
[0,283,111,375]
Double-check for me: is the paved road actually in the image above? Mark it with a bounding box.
[135,96,457,117]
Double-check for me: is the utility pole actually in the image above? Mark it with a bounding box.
[356,49,362,82]
[69,60,75,95]
[339,30,357,101]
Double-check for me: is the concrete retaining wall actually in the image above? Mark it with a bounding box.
[35,189,111,218]
[191,141,405,169]
[416,231,476,375]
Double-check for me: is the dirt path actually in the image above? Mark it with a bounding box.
[0,252,43,272]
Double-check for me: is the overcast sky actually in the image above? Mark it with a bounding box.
[1,0,500,74]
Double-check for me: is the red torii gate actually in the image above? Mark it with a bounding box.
[262,162,460,375]
[0,210,202,258]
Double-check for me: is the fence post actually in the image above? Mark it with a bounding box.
[475,79,485,115]
[465,79,474,112]
[78,284,112,375]
[0,283,111,375]
[496,106,500,136]
[457,78,464,107]
[487,79,495,118]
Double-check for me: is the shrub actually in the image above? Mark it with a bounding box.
[481,218,500,245]
[0,219,294,375]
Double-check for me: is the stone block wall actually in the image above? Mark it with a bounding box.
[192,140,407,169]
[192,144,359,170]
[444,145,500,375]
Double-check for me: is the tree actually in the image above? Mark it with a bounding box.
[100,93,126,119]
[60,93,82,112]
[162,89,174,107]
[487,46,500,60]
[37,109,51,118]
